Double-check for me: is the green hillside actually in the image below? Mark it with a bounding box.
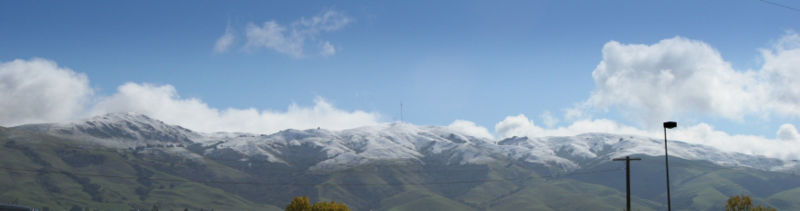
[1,126,799,210]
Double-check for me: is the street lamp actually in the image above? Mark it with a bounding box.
[663,121,677,211]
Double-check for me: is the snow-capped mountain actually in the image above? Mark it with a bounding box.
[15,112,199,147]
[201,122,502,171]
[497,135,794,172]
[13,113,798,173]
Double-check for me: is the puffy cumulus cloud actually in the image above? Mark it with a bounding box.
[759,32,800,116]
[90,83,380,134]
[0,58,375,134]
[243,9,351,58]
[588,36,760,125]
[587,33,800,126]
[495,114,539,138]
[557,32,800,159]
[494,114,800,160]
[447,120,494,140]
[214,24,236,53]
[0,58,92,126]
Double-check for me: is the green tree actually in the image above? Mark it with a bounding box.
[286,196,312,211]
[311,201,350,211]
[725,195,776,211]
[285,196,350,211]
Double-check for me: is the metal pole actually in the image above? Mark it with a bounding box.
[664,126,672,211]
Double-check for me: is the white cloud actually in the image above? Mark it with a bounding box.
[0,58,375,134]
[495,114,649,139]
[320,41,336,57]
[296,9,352,33]
[564,106,585,120]
[759,32,800,116]
[511,33,800,160]
[586,32,800,127]
[214,24,236,53]
[495,114,539,138]
[243,9,351,58]
[588,36,759,125]
[0,58,92,126]
[90,83,380,134]
[447,119,494,139]
[245,21,303,57]
[7,31,800,162]
[540,111,559,128]
[0,58,381,133]
[671,123,800,160]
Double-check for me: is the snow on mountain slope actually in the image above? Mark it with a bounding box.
[12,113,798,173]
[14,112,199,147]
[497,134,791,172]
[199,122,500,171]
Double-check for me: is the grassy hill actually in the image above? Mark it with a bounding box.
[1,126,799,210]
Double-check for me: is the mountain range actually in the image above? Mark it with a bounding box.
[2,113,799,210]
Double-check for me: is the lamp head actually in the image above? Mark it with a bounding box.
[663,121,677,129]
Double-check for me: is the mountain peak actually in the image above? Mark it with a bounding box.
[15,113,197,146]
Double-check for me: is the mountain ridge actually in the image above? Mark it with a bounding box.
[3,112,800,210]
[11,112,798,173]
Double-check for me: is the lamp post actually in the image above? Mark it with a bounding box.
[663,121,677,211]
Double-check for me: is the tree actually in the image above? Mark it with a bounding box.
[725,195,776,211]
[285,196,312,211]
[285,196,350,211]
[311,201,350,211]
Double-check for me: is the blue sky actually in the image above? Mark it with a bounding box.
[3,0,800,157]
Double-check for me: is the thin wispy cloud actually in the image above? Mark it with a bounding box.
[216,9,352,58]
[320,41,336,57]
[540,111,559,128]
[214,24,236,53]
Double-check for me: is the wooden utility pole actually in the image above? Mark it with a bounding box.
[613,156,642,211]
